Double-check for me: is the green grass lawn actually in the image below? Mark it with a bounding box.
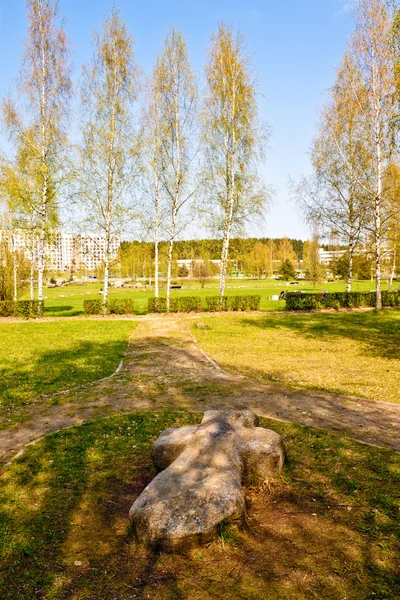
[0,409,398,600]
[0,320,136,406]
[24,278,394,317]
[192,311,400,404]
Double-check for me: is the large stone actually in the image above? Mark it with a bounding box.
[129,410,285,550]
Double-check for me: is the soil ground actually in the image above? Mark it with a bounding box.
[1,314,399,466]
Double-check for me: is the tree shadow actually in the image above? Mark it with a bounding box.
[0,339,127,406]
[1,413,398,599]
[43,305,74,313]
[240,311,400,360]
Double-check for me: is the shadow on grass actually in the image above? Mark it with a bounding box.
[240,311,400,360]
[43,305,84,317]
[0,339,128,406]
[43,305,74,313]
[0,411,399,600]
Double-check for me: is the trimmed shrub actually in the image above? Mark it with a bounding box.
[83,299,103,315]
[108,299,125,315]
[0,300,16,317]
[0,300,43,318]
[84,298,134,315]
[205,296,220,312]
[285,291,400,311]
[382,291,400,307]
[148,297,201,313]
[15,300,43,318]
[122,298,134,314]
[178,296,202,313]
[148,297,167,313]
[248,295,261,311]
[205,295,261,312]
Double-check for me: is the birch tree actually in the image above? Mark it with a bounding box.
[351,0,398,308]
[78,9,140,311]
[295,53,370,292]
[202,23,269,300]
[2,0,72,303]
[141,70,165,298]
[155,27,198,310]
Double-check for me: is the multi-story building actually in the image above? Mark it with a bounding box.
[74,233,120,271]
[318,249,346,266]
[0,229,120,272]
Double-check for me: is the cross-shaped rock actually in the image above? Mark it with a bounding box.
[129,410,285,550]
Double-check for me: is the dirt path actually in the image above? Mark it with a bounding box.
[1,315,399,465]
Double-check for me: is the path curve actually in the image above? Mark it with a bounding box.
[1,315,399,467]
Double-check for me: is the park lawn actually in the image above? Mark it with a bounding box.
[0,409,398,600]
[0,320,137,406]
[192,311,400,404]
[29,278,390,317]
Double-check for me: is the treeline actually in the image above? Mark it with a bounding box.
[119,237,309,282]
[121,238,304,261]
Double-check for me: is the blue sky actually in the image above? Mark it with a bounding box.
[0,0,354,240]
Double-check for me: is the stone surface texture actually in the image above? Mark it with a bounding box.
[129,410,285,550]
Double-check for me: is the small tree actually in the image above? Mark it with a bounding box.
[303,238,324,290]
[279,259,297,281]
[276,237,297,263]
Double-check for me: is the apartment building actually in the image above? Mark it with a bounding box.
[0,229,120,272]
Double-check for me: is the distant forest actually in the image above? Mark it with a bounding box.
[121,238,305,261]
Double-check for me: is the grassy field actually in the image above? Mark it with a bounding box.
[0,409,398,600]
[192,311,400,404]
[23,278,394,317]
[0,320,136,406]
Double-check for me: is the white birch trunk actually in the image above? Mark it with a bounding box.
[388,246,396,292]
[219,80,236,301]
[371,43,383,311]
[30,261,35,300]
[166,234,174,311]
[103,255,109,313]
[166,78,181,312]
[12,236,18,303]
[154,175,160,298]
[37,206,46,302]
[346,249,354,293]
[38,21,48,304]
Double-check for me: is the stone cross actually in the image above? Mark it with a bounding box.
[129,410,285,550]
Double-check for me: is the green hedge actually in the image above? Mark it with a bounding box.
[108,299,134,315]
[205,295,261,312]
[148,296,201,313]
[148,297,168,313]
[285,291,400,311]
[0,300,43,318]
[148,295,261,313]
[83,299,103,315]
[83,298,134,315]
[176,296,202,313]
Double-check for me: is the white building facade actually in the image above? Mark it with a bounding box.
[0,229,120,272]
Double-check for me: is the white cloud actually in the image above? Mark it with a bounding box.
[335,1,354,17]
